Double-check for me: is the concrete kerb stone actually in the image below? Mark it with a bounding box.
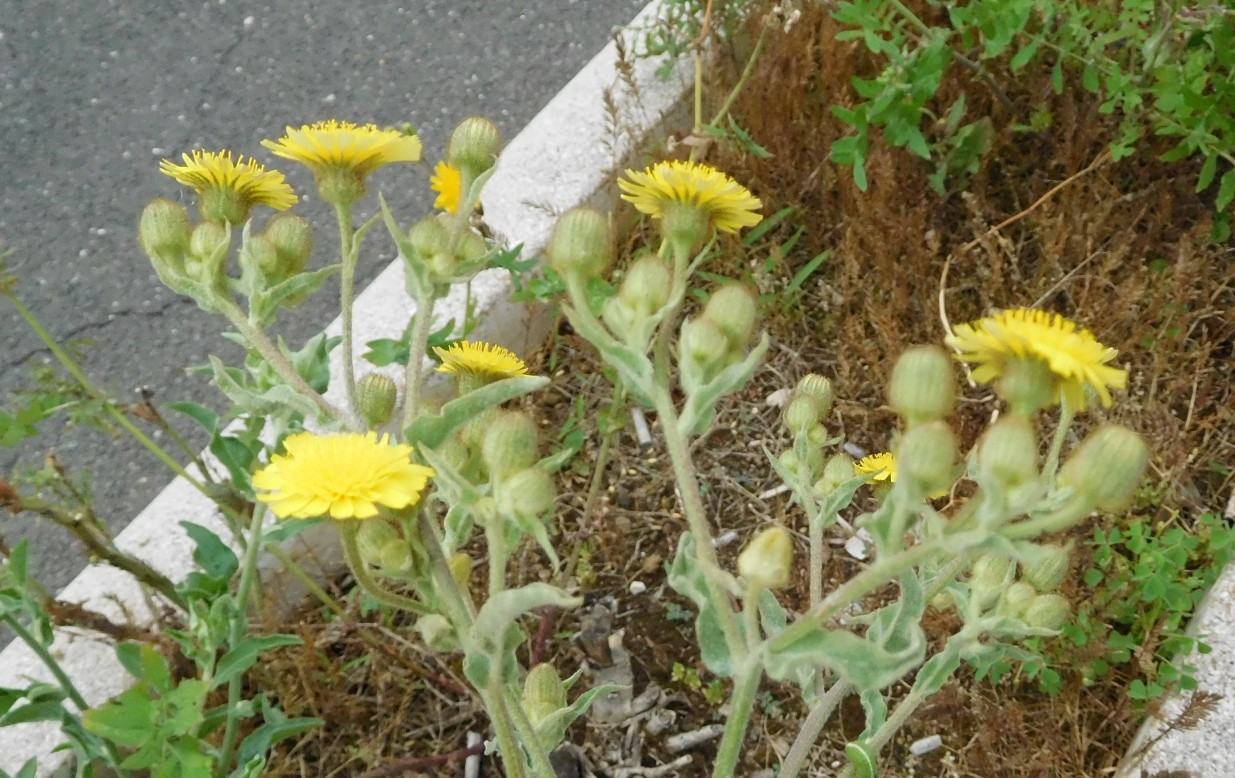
[0,2,688,772]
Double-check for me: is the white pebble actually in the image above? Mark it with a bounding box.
[628,580,647,596]
[910,734,943,756]
[713,530,739,548]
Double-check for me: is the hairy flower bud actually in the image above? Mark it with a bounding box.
[895,421,957,496]
[738,526,794,590]
[976,414,1040,491]
[888,346,955,426]
[239,234,279,281]
[784,394,824,436]
[703,283,758,348]
[497,467,557,519]
[262,213,313,278]
[358,373,398,428]
[620,255,672,312]
[1023,593,1070,631]
[779,446,824,482]
[355,518,401,569]
[447,116,502,180]
[1020,544,1071,593]
[996,581,1037,619]
[189,221,229,264]
[814,453,856,495]
[547,207,613,280]
[601,296,636,338]
[999,357,1055,417]
[406,215,452,279]
[522,663,567,726]
[679,318,730,379]
[795,374,834,416]
[1058,425,1149,513]
[481,410,540,479]
[138,198,191,271]
[969,553,1014,610]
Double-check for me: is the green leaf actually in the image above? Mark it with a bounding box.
[405,375,550,449]
[1216,169,1235,212]
[182,522,239,581]
[235,715,323,769]
[253,265,341,325]
[212,634,303,689]
[209,356,323,423]
[726,116,772,159]
[84,686,158,749]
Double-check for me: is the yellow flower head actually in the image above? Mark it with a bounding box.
[159,150,297,224]
[430,161,464,214]
[261,120,422,206]
[946,308,1127,412]
[619,160,762,251]
[854,452,897,482]
[434,341,529,381]
[253,431,435,520]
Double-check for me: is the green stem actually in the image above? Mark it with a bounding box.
[417,511,476,626]
[710,656,763,778]
[338,522,429,615]
[215,502,267,776]
[1042,399,1074,484]
[486,521,508,600]
[484,685,529,778]
[696,16,771,158]
[2,612,90,711]
[502,685,559,778]
[400,291,438,432]
[778,679,854,778]
[335,203,361,425]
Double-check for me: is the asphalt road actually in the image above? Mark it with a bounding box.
[0,0,648,594]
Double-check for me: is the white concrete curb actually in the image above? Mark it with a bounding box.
[0,3,689,772]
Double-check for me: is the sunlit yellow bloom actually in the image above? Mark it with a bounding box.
[159,150,297,224]
[946,308,1126,411]
[253,432,434,520]
[434,341,529,380]
[430,161,464,214]
[854,452,897,482]
[261,120,421,205]
[619,160,762,236]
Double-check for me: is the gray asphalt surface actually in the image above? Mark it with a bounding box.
[0,0,647,594]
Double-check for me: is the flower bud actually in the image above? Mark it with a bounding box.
[497,467,557,519]
[976,414,1040,490]
[969,553,1014,610]
[679,318,730,377]
[416,614,459,651]
[189,221,229,263]
[406,215,452,278]
[703,283,758,347]
[138,199,191,270]
[779,446,824,482]
[895,421,957,496]
[262,213,313,278]
[447,116,502,180]
[784,394,824,436]
[547,208,613,280]
[449,552,474,588]
[1023,593,1070,631]
[662,201,709,256]
[355,518,400,568]
[1020,544,1071,593]
[795,374,834,416]
[481,410,540,479]
[379,540,413,572]
[1058,425,1149,512]
[737,526,794,590]
[996,581,1036,619]
[888,346,954,425]
[998,357,1055,416]
[522,663,567,726]
[601,296,636,338]
[239,234,280,279]
[814,453,856,495]
[358,373,399,428]
[619,255,672,312]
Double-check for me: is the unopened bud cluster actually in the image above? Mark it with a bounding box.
[482,410,557,522]
[680,283,759,394]
[967,544,1073,630]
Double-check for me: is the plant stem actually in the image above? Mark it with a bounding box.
[401,291,438,432]
[710,655,763,778]
[417,511,476,626]
[215,502,267,777]
[2,612,90,711]
[502,685,559,778]
[778,679,854,778]
[335,202,361,425]
[338,522,429,615]
[486,521,508,600]
[702,14,771,143]
[1042,398,1074,484]
[484,684,529,778]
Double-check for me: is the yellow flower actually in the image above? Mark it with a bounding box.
[430,161,464,214]
[854,452,897,482]
[253,432,434,520]
[261,120,422,206]
[618,160,762,250]
[434,341,529,380]
[946,308,1127,411]
[159,150,297,224]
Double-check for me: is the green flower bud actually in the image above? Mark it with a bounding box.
[1058,425,1149,513]
[619,255,672,312]
[454,228,487,266]
[449,552,474,588]
[976,414,1040,491]
[795,374,834,416]
[888,346,954,425]
[998,357,1055,416]
[239,234,279,279]
[601,296,636,339]
[262,213,313,278]
[522,663,567,726]
[895,421,957,496]
[969,553,1014,610]
[406,216,452,277]
[415,614,459,651]
[355,518,400,568]
[679,318,730,378]
[779,446,824,482]
[996,581,1037,619]
[358,373,399,428]
[784,394,824,436]
[663,200,709,256]
[738,526,794,590]
[547,208,613,280]
[813,453,856,495]
[1020,544,1071,593]
[703,283,758,347]
[138,198,191,270]
[1023,593,1070,631]
[378,539,413,572]
[497,466,557,519]
[447,116,502,180]
[481,410,540,479]
[189,221,229,264]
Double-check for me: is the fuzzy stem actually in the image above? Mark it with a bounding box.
[486,521,508,600]
[335,202,362,425]
[710,655,763,778]
[484,684,529,778]
[779,679,854,778]
[2,613,90,711]
[400,291,438,432]
[502,685,560,778]
[1043,398,1074,483]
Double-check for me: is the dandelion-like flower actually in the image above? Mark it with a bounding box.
[253,432,434,520]
[854,452,897,482]
[434,341,529,381]
[430,161,464,214]
[946,308,1127,411]
[159,150,297,224]
[261,120,422,206]
[619,160,762,252]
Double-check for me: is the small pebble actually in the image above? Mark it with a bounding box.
[713,530,739,548]
[628,580,647,595]
[910,734,943,756]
